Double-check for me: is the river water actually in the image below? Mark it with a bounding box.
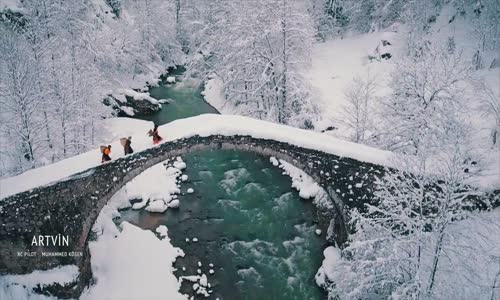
[119,77,327,299]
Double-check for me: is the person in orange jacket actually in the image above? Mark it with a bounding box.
[101,145,112,163]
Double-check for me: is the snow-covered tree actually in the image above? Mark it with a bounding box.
[474,79,500,147]
[309,0,348,40]
[0,30,45,171]
[327,136,485,299]
[379,43,472,154]
[186,0,318,127]
[340,72,377,143]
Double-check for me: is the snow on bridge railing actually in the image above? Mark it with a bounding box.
[0,114,397,199]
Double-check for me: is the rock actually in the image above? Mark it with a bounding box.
[168,199,180,208]
[158,99,171,104]
[104,94,161,117]
[166,76,176,83]
[187,188,194,194]
[199,274,208,286]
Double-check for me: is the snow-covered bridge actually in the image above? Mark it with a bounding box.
[0,114,393,294]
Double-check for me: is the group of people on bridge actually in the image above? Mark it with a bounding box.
[100,123,163,163]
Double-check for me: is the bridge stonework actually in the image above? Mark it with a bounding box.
[0,135,384,297]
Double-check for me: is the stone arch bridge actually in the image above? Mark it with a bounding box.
[0,115,413,296]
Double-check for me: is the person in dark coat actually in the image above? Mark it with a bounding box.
[123,137,134,155]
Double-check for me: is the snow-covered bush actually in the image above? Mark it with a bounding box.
[324,139,487,299]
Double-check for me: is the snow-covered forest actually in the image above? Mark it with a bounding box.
[1,0,498,176]
[0,0,499,176]
[0,0,499,299]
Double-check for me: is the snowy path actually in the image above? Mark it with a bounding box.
[0,114,397,199]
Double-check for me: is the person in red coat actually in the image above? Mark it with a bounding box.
[148,124,163,145]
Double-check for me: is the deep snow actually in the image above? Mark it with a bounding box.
[0,265,79,300]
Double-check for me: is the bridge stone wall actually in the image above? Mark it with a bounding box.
[0,134,385,297]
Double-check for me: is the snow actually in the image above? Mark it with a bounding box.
[166,76,176,83]
[145,199,168,213]
[270,156,333,210]
[181,174,188,181]
[125,163,181,213]
[1,114,498,199]
[430,208,500,299]
[120,106,135,116]
[168,199,180,208]
[158,98,171,104]
[187,188,194,194]
[0,265,79,300]
[115,88,160,105]
[81,222,186,300]
[318,208,500,299]
[0,0,21,11]
[315,229,322,236]
[308,31,402,133]
[173,158,187,170]
[199,274,207,286]
[156,225,168,238]
[276,159,321,199]
[202,77,237,115]
[79,156,192,300]
[314,246,341,288]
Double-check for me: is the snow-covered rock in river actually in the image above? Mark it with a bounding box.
[106,89,162,116]
[145,200,168,213]
[172,157,187,170]
[158,98,171,104]
[168,199,180,208]
[166,76,176,83]
[155,225,168,238]
[315,246,341,289]
[269,156,279,166]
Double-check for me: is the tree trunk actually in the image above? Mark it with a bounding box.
[279,0,288,124]
[427,224,446,296]
[491,261,500,300]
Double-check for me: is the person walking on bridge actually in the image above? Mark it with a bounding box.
[148,123,163,145]
[121,137,134,155]
[101,145,112,163]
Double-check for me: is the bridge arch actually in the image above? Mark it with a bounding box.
[0,134,384,297]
